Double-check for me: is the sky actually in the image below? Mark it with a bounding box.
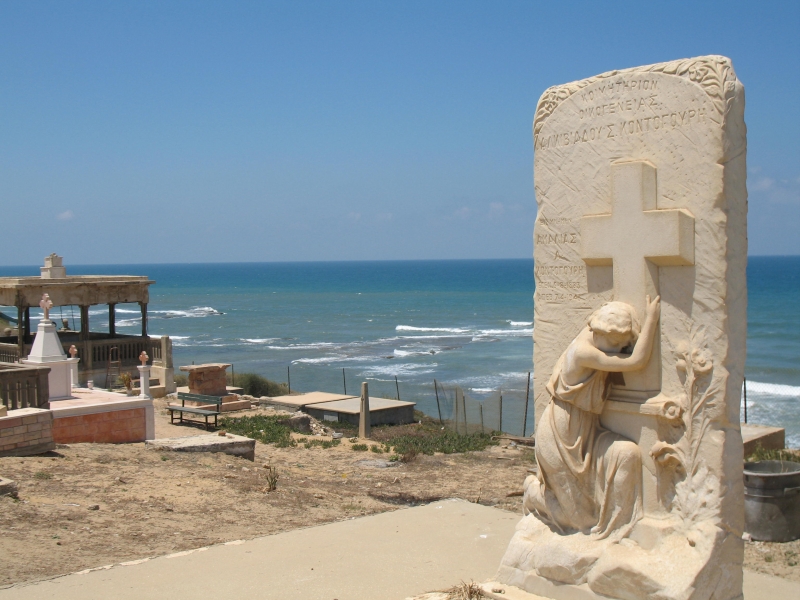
[1,0,798,266]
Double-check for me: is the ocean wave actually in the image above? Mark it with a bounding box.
[745,381,800,397]
[507,320,533,327]
[393,348,438,357]
[292,355,348,365]
[359,363,438,377]
[396,325,469,333]
[115,318,141,327]
[241,338,279,344]
[150,307,224,319]
[267,342,339,351]
[475,328,533,337]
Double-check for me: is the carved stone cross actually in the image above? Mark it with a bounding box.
[139,351,149,366]
[39,293,54,321]
[580,161,695,398]
[69,345,78,358]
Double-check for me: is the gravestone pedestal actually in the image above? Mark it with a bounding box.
[497,56,747,600]
[21,319,78,401]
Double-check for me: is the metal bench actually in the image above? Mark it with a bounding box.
[168,392,224,430]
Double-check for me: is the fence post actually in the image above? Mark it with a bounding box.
[395,375,400,400]
[343,368,347,395]
[462,391,468,434]
[743,376,747,424]
[453,387,460,434]
[522,371,531,437]
[480,403,484,434]
[499,392,503,434]
[287,366,291,394]
[434,379,443,426]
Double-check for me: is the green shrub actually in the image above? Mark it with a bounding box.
[219,414,298,448]
[352,443,368,452]
[227,372,288,397]
[746,445,800,463]
[173,374,188,388]
[386,430,498,456]
[304,438,341,450]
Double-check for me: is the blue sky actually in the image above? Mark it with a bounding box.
[1,1,798,265]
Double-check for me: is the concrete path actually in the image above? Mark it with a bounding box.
[2,500,797,600]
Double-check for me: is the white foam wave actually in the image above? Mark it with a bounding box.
[267,342,339,351]
[359,363,437,377]
[507,320,533,327]
[476,328,533,336]
[150,307,224,319]
[241,338,279,344]
[115,319,141,327]
[393,348,437,357]
[745,381,800,397]
[292,355,348,365]
[396,325,469,333]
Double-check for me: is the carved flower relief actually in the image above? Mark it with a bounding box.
[662,398,684,422]
[690,348,713,374]
[650,441,684,472]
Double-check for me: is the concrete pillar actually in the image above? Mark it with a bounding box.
[108,303,116,337]
[359,382,371,439]
[138,365,152,399]
[79,305,92,372]
[139,302,148,337]
[24,307,31,342]
[16,305,23,361]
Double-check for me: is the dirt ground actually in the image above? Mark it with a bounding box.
[1,401,797,587]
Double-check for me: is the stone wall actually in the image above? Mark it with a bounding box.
[0,407,55,457]
[52,408,147,444]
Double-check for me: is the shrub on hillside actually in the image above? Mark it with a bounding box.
[227,372,288,397]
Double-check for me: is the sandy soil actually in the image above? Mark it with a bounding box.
[0,402,531,587]
[1,401,797,586]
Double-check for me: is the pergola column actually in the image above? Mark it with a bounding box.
[16,305,24,361]
[139,302,148,337]
[79,305,90,340]
[24,307,31,342]
[109,303,116,337]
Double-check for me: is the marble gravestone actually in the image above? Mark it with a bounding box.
[496,56,747,600]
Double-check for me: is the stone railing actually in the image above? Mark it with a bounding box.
[0,363,50,410]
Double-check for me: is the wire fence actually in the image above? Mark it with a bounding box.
[432,375,532,437]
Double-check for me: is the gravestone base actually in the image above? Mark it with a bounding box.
[496,514,743,600]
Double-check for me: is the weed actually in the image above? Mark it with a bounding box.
[160,455,169,461]
[765,554,774,563]
[304,438,341,450]
[263,465,278,492]
[226,372,288,397]
[370,445,383,454]
[521,448,537,463]
[400,448,418,463]
[385,430,499,456]
[352,444,368,452]
[219,415,298,448]
[746,445,800,463]
[444,580,485,599]
[34,471,52,480]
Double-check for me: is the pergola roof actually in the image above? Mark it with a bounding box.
[0,275,154,307]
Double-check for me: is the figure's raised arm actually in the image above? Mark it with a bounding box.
[576,296,660,373]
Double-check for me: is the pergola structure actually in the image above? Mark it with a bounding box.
[0,255,167,386]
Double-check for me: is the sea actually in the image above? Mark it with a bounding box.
[1,257,798,446]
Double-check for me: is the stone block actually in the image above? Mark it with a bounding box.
[146,433,256,461]
[742,423,785,456]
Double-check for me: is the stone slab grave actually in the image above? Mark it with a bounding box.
[741,423,785,456]
[260,391,358,411]
[146,433,256,461]
[305,396,416,426]
[178,363,248,411]
[492,56,747,600]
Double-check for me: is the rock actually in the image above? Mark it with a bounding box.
[0,477,18,498]
[87,504,100,511]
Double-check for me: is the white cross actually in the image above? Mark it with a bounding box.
[580,161,694,396]
[139,351,149,366]
[39,293,54,321]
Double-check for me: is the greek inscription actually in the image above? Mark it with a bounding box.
[535,107,706,151]
[536,281,583,290]
[536,232,578,245]
[538,216,572,225]
[579,95,659,120]
[579,79,659,103]
[536,291,583,302]
[534,264,586,277]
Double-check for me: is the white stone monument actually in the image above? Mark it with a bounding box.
[138,351,151,399]
[21,294,80,401]
[494,56,747,600]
